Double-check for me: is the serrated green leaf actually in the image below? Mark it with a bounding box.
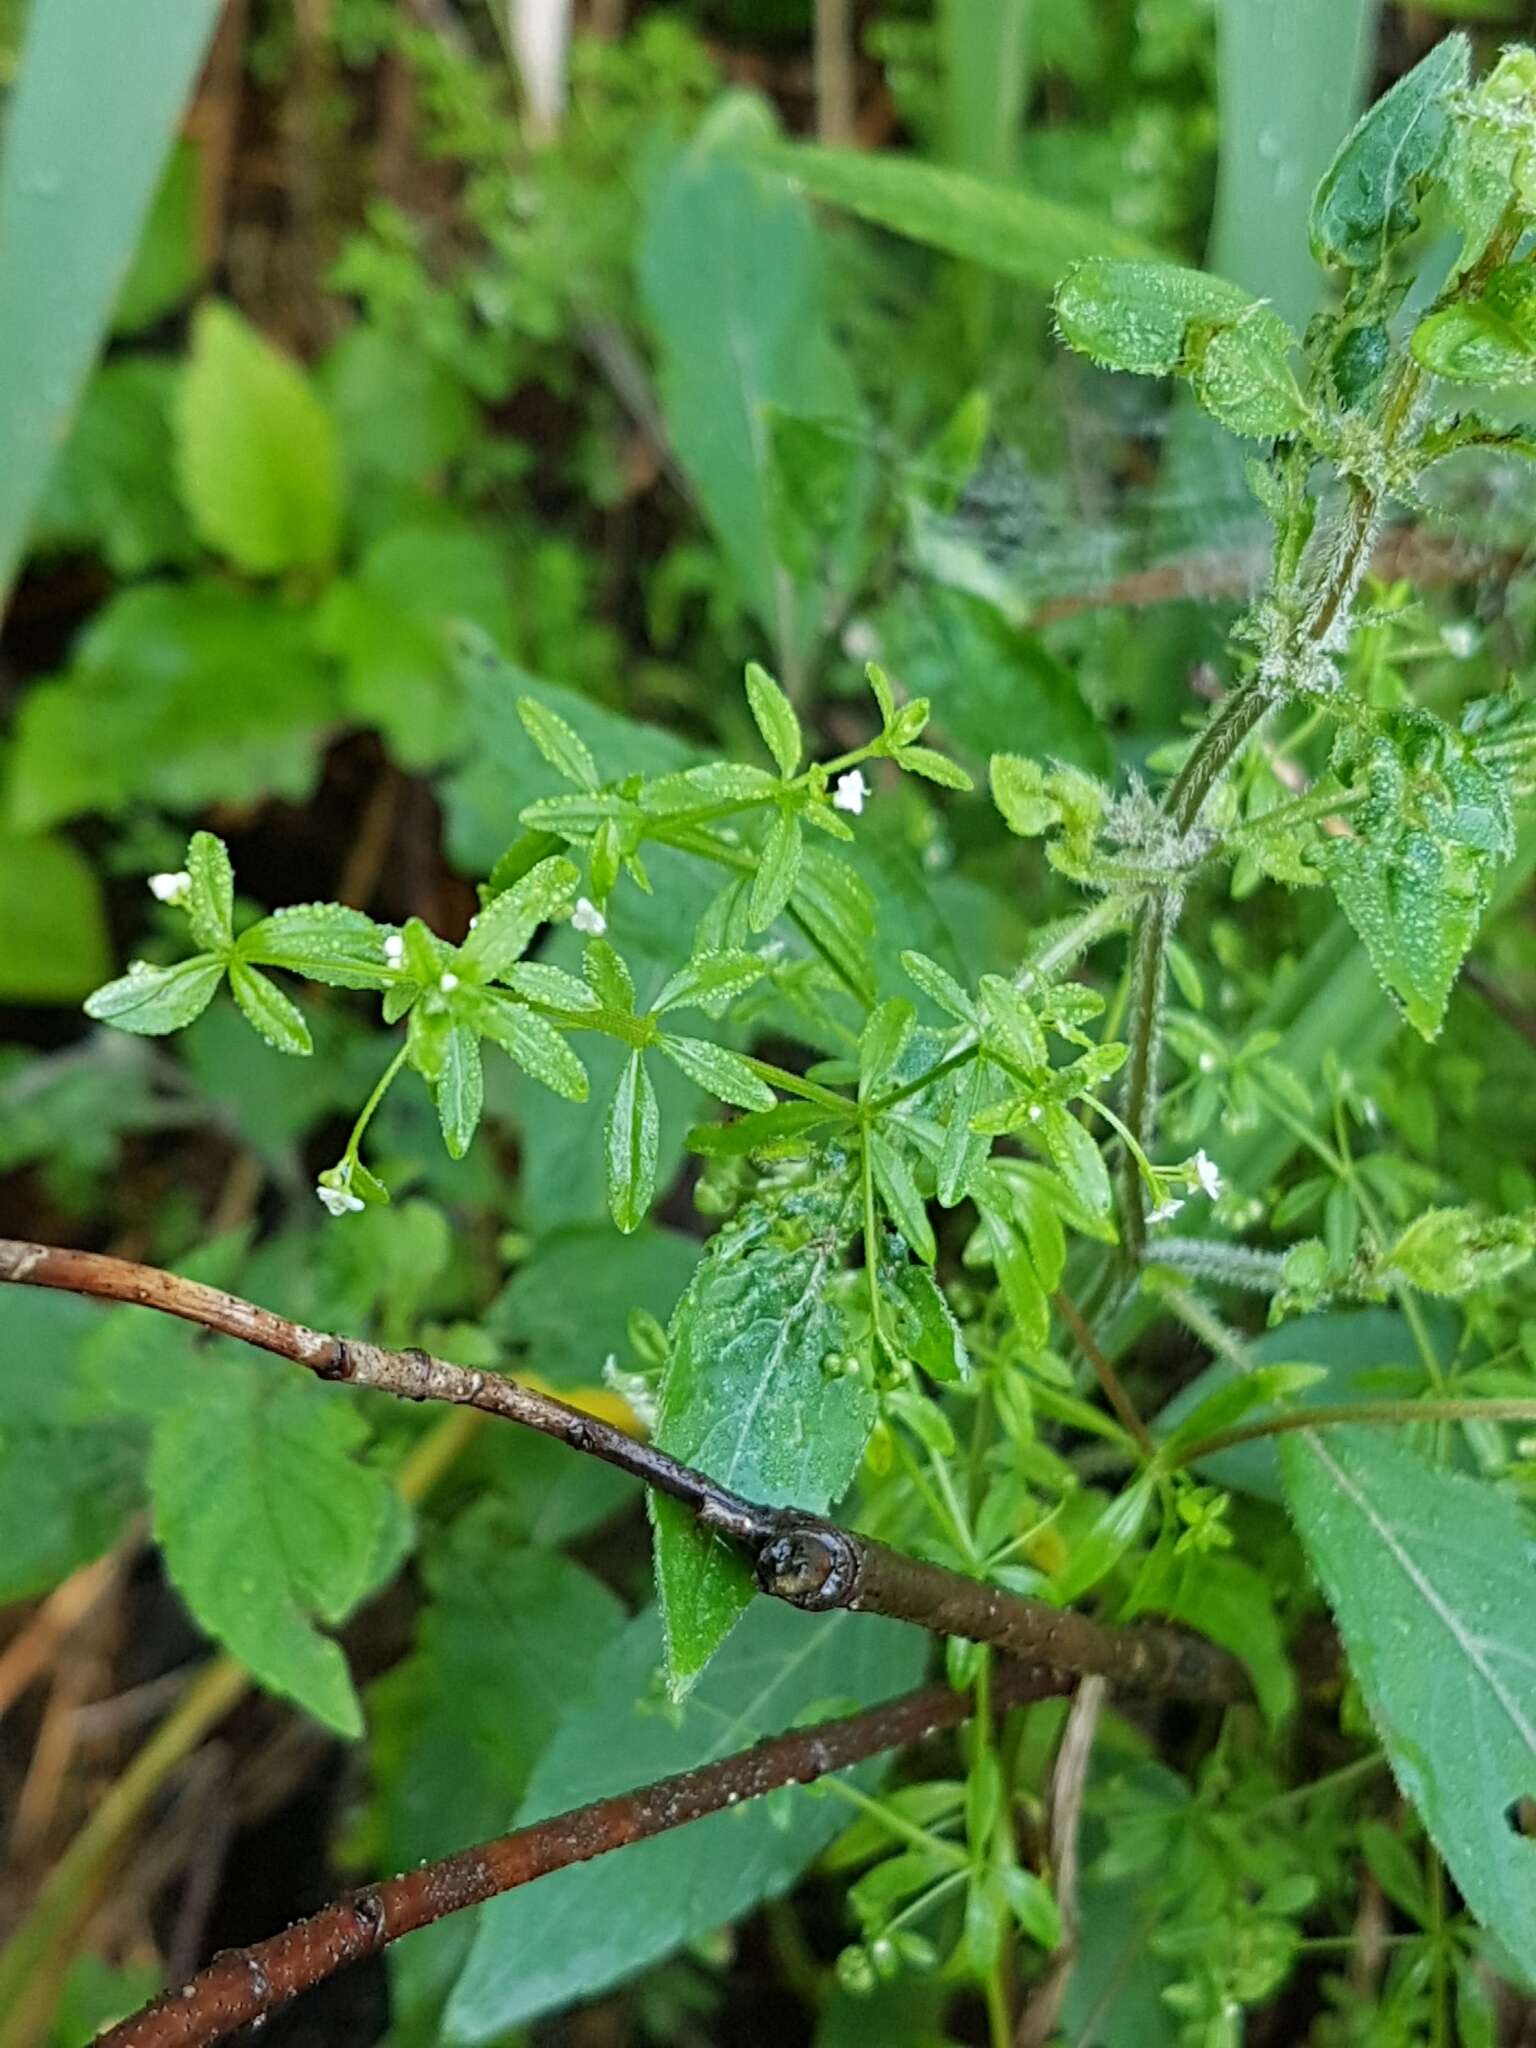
[606,1051,659,1233]
[239,902,394,990]
[184,830,233,952]
[1055,259,1257,376]
[1320,708,1513,1039]
[894,744,974,790]
[175,301,340,572]
[1309,34,1467,270]
[1382,1207,1536,1297]
[516,696,600,790]
[84,954,224,1036]
[460,854,579,981]
[150,1359,394,1735]
[1281,1427,1536,1966]
[658,1034,775,1112]
[651,948,768,1016]
[228,960,312,1056]
[433,1023,483,1158]
[474,992,589,1102]
[652,1191,873,1693]
[744,661,802,778]
[1188,306,1309,439]
[869,1131,936,1265]
[749,807,802,933]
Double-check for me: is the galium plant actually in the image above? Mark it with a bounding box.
[9,30,1536,2048]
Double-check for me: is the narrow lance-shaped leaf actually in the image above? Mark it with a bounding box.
[185,830,234,952]
[606,1051,659,1233]
[744,661,802,778]
[434,1024,484,1159]
[749,808,802,933]
[461,855,579,980]
[658,1034,775,1113]
[474,991,589,1102]
[229,961,313,1057]
[516,696,599,791]
[651,949,769,1016]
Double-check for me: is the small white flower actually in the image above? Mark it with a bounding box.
[316,1183,365,1218]
[571,897,607,937]
[1197,1051,1218,1074]
[841,619,879,663]
[148,870,191,906]
[833,770,869,817]
[382,934,405,968]
[1192,1148,1223,1200]
[439,970,460,992]
[1027,1103,1043,1123]
[1147,1197,1185,1226]
[1441,621,1478,660]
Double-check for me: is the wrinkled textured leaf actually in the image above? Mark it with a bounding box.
[652,1190,873,1693]
[1320,709,1513,1039]
[1282,1427,1536,1967]
[1309,35,1467,270]
[1055,260,1256,377]
[445,1600,924,2040]
[150,1357,395,1735]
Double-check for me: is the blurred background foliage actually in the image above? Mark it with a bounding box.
[1,1,1534,2044]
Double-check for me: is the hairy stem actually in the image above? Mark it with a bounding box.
[1172,1396,1536,1470]
[96,1666,1067,2048]
[0,1239,1249,1706]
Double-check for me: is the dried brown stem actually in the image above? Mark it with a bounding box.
[96,1666,1066,2048]
[0,1238,1249,1706]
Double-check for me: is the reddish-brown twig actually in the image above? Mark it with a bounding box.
[95,1664,1066,2048]
[0,1238,1248,1705]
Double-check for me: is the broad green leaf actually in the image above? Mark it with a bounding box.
[0,1291,143,1602]
[32,357,196,576]
[175,300,341,572]
[5,581,339,832]
[150,1356,395,1735]
[1382,1207,1536,1297]
[0,0,223,606]
[487,1224,699,1388]
[638,96,858,657]
[369,1511,625,2044]
[228,962,312,1057]
[605,1050,659,1233]
[1055,260,1257,377]
[460,855,579,979]
[0,832,110,1002]
[658,1033,775,1112]
[744,660,802,778]
[1412,265,1536,387]
[1320,709,1514,1039]
[84,955,224,1036]
[651,948,768,1015]
[1282,1427,1536,1965]
[319,320,476,495]
[316,523,514,770]
[183,830,233,953]
[113,137,201,335]
[651,1190,874,1693]
[1187,307,1309,439]
[749,807,803,932]
[869,1131,936,1265]
[473,992,588,1102]
[433,1023,483,1159]
[516,696,599,790]
[756,139,1157,288]
[1309,34,1468,270]
[240,903,394,990]
[447,1599,923,2040]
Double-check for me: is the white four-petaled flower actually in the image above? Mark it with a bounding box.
[833,770,869,816]
[149,870,191,906]
[571,897,607,937]
[1147,1197,1185,1225]
[1192,1149,1223,1200]
[316,1183,364,1218]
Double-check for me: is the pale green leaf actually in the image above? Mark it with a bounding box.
[84,954,224,1036]
[461,855,579,980]
[651,948,768,1016]
[474,992,588,1102]
[869,1131,936,1265]
[516,696,599,791]
[0,832,110,1003]
[176,300,341,572]
[1055,259,1256,377]
[1383,1207,1536,1297]
[239,902,394,990]
[744,661,802,778]
[658,1034,775,1112]
[433,1023,483,1159]
[1282,1427,1536,1965]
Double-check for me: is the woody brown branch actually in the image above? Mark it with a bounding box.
[96,1664,1068,2048]
[0,1237,1249,1705]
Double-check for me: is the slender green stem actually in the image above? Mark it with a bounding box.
[1172,1396,1536,1469]
[740,1053,853,1115]
[816,1776,968,1869]
[343,1041,410,1163]
[1221,781,1368,848]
